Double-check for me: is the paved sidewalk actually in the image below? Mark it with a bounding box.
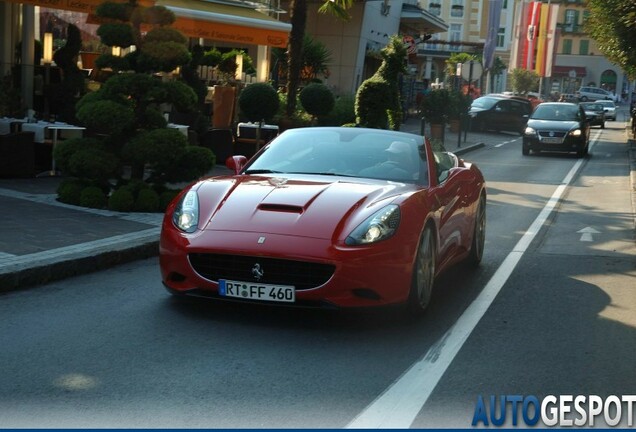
[0,119,487,292]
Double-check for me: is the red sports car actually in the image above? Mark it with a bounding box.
[160,127,486,314]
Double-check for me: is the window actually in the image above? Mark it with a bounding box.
[451,0,464,17]
[579,40,589,55]
[496,27,505,48]
[449,24,462,52]
[428,2,441,16]
[564,9,579,32]
[503,0,508,9]
[562,39,572,55]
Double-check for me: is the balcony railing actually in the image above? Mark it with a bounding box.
[558,23,585,34]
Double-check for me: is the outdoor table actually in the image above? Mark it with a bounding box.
[167,123,189,137]
[21,121,86,177]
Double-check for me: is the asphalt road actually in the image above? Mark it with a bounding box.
[0,121,634,428]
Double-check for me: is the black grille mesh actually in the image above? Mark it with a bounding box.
[188,253,335,290]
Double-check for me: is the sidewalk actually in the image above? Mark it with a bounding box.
[0,119,487,292]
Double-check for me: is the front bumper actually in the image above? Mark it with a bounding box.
[523,135,587,153]
[159,227,418,309]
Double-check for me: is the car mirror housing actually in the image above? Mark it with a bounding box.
[226,155,248,174]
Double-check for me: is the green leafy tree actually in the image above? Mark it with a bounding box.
[55,0,213,210]
[586,0,636,80]
[355,35,407,130]
[285,0,353,118]
[509,68,540,95]
[299,83,335,123]
[489,56,507,92]
[445,52,478,84]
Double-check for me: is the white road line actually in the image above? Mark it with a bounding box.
[347,136,600,429]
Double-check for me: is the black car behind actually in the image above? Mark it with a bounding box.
[522,102,590,157]
[469,94,532,134]
[580,102,606,128]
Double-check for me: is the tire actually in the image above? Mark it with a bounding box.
[580,96,588,102]
[522,145,530,156]
[467,193,486,266]
[408,227,436,315]
[601,122,605,129]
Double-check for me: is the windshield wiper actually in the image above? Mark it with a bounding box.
[287,171,357,177]
[244,169,284,174]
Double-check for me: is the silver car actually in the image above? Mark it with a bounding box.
[596,100,617,121]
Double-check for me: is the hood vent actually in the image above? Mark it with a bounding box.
[258,203,304,213]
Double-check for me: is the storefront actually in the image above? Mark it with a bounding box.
[0,0,290,111]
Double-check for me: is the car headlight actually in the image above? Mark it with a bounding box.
[524,126,536,135]
[569,129,582,137]
[345,205,400,245]
[172,190,199,233]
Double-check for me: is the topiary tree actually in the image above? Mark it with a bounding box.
[238,83,280,123]
[57,0,214,210]
[238,82,280,144]
[299,83,335,124]
[355,35,407,130]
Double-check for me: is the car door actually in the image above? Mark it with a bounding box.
[430,151,467,268]
[509,100,530,132]
[490,100,512,131]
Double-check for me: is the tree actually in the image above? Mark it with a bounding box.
[488,56,507,92]
[355,35,407,130]
[273,34,332,87]
[285,0,353,118]
[509,68,540,95]
[586,0,636,80]
[54,0,214,210]
[444,52,478,84]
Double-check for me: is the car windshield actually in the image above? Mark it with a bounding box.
[243,128,428,184]
[582,103,603,111]
[470,96,499,110]
[597,101,615,108]
[532,104,580,121]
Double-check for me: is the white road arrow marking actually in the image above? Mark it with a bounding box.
[577,227,600,242]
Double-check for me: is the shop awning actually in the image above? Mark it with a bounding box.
[11,0,290,47]
[155,0,291,47]
[552,66,587,78]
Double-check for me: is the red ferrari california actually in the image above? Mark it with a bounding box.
[160,127,486,313]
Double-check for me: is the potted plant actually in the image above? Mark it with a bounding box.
[419,88,451,138]
[202,49,252,129]
[448,89,472,133]
[237,82,280,156]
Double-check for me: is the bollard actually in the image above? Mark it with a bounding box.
[420,117,426,136]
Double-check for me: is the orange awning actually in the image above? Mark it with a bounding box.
[12,0,290,47]
[155,0,290,48]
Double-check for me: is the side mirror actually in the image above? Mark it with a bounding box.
[226,155,248,174]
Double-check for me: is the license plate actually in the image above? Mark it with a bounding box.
[542,137,562,144]
[218,279,295,303]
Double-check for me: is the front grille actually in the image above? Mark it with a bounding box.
[538,131,567,138]
[188,253,335,290]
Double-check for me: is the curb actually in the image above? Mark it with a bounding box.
[0,230,160,293]
[454,142,486,156]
